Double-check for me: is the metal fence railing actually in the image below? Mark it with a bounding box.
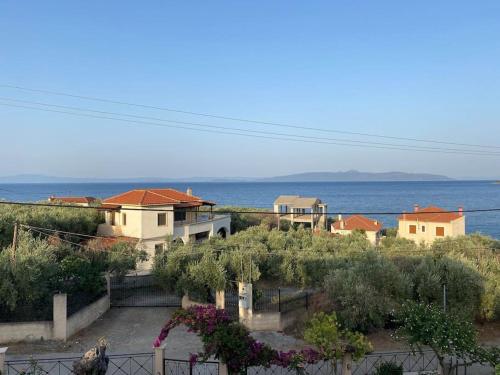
[253,288,309,313]
[5,352,154,375]
[164,358,219,375]
[0,297,53,323]
[110,274,182,307]
[67,290,106,317]
[351,350,439,374]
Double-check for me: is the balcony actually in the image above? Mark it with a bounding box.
[173,214,231,239]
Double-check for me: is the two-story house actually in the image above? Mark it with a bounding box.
[97,188,231,264]
[274,195,328,230]
[331,214,383,245]
[397,204,465,245]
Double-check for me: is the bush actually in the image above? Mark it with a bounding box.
[324,251,411,331]
[411,256,483,319]
[374,361,403,375]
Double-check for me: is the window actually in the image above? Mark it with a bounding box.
[409,224,417,234]
[157,213,167,226]
[110,212,116,226]
[174,210,187,222]
[436,226,445,236]
[421,225,425,232]
[122,213,127,226]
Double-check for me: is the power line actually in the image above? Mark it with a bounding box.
[1,101,500,157]
[1,199,500,216]
[1,83,499,150]
[15,223,500,256]
[1,96,499,155]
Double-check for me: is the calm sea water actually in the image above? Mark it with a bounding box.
[0,181,499,238]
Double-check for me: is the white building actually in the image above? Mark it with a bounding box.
[273,195,328,230]
[398,205,465,245]
[331,214,383,245]
[97,188,231,265]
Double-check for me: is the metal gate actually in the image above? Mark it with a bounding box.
[110,274,182,307]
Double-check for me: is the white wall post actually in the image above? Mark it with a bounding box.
[154,345,165,375]
[216,290,225,310]
[53,293,68,341]
[218,362,228,375]
[342,353,352,375]
[0,347,7,374]
[238,282,253,329]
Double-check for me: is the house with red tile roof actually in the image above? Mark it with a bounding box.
[331,214,383,245]
[48,196,97,206]
[97,187,231,268]
[397,204,465,244]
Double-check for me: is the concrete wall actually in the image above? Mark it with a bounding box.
[0,321,53,343]
[66,293,110,338]
[0,283,110,344]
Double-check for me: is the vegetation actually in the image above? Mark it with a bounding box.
[0,202,103,248]
[374,361,403,375]
[0,230,146,320]
[153,224,500,330]
[395,302,499,374]
[303,312,372,374]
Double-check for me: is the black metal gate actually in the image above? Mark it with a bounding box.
[110,274,182,307]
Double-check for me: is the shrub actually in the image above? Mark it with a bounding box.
[374,361,403,375]
[324,251,411,331]
[411,256,484,319]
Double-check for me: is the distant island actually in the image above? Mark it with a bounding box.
[0,170,454,183]
[258,170,453,182]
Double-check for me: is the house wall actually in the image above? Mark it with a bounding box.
[331,228,379,245]
[398,216,465,244]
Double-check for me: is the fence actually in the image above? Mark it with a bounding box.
[0,298,53,323]
[4,351,496,375]
[164,358,219,375]
[4,352,154,375]
[110,274,182,307]
[253,288,309,314]
[67,290,107,317]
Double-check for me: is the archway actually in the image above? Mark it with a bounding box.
[217,227,227,239]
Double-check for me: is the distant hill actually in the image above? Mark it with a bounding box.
[258,170,453,182]
[0,170,453,183]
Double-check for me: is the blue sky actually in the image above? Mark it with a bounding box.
[0,1,499,179]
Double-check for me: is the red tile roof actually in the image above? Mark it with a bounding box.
[103,188,213,207]
[49,196,96,204]
[332,215,382,232]
[398,206,463,223]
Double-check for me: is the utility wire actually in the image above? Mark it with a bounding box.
[1,200,499,216]
[1,83,499,150]
[1,101,499,157]
[15,223,499,256]
[1,96,498,155]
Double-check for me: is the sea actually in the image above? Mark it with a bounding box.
[0,180,499,239]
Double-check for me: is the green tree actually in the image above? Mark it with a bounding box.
[304,312,372,375]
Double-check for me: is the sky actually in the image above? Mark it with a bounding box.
[0,1,499,179]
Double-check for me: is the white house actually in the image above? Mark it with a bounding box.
[97,188,231,266]
[273,195,328,230]
[331,214,383,245]
[398,204,465,245]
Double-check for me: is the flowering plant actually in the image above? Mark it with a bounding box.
[153,305,323,374]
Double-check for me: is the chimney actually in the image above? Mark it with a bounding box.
[458,206,463,216]
[402,211,407,220]
[186,187,193,196]
[337,214,342,221]
[414,204,419,212]
[374,220,378,226]
[340,220,345,230]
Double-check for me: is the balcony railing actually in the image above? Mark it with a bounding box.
[174,214,228,226]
